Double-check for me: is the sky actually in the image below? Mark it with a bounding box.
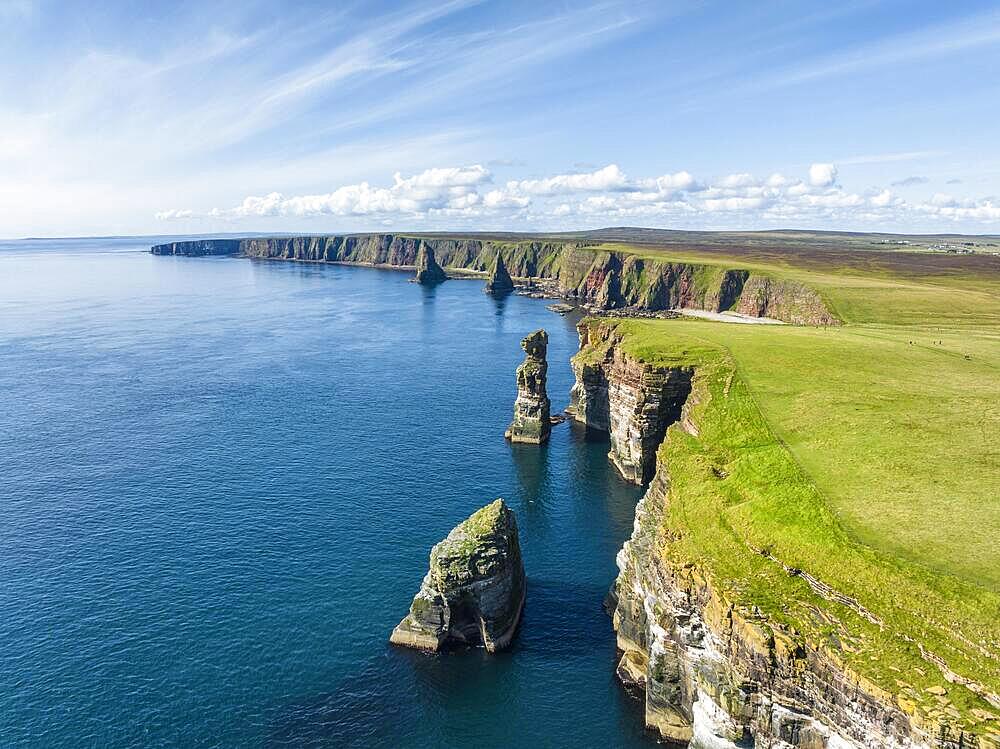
[2,0,1000,237]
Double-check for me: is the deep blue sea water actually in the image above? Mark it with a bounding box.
[0,237,653,748]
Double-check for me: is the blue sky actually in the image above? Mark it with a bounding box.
[2,0,999,236]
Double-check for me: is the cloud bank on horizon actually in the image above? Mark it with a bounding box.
[2,0,1000,236]
[156,161,1000,228]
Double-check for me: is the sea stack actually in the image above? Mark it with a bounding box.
[505,329,551,444]
[390,499,526,653]
[483,250,514,294]
[413,245,447,284]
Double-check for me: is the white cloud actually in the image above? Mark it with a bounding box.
[919,195,1000,221]
[508,164,630,195]
[392,164,490,190]
[219,166,487,219]
[704,196,767,211]
[808,162,838,187]
[869,189,893,207]
[483,189,530,209]
[719,172,756,188]
[156,160,1000,231]
[154,208,194,220]
[649,171,700,192]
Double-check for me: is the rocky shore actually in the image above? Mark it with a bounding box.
[150,234,838,325]
[390,499,526,653]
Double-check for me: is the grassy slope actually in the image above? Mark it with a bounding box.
[591,241,1000,733]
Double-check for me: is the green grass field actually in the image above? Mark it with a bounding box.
[586,237,1000,734]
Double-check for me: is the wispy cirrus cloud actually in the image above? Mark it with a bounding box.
[891,176,930,187]
[3,1,999,236]
[748,8,1000,92]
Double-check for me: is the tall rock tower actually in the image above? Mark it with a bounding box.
[505,329,551,444]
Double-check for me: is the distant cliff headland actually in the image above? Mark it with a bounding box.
[150,234,838,326]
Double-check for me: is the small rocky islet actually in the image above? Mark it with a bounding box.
[390,498,526,653]
[392,328,552,654]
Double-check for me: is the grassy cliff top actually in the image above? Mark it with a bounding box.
[581,239,1000,327]
[580,233,1000,732]
[608,316,1000,589]
[583,314,1000,733]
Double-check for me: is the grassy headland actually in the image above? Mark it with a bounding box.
[579,233,1000,734]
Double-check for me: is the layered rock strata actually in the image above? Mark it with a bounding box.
[484,250,514,294]
[413,246,447,284]
[505,330,552,444]
[390,499,525,653]
[150,234,838,325]
[573,321,999,748]
[569,323,692,484]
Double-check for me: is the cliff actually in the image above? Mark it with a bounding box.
[506,329,552,444]
[570,319,1000,748]
[150,234,839,325]
[390,499,526,653]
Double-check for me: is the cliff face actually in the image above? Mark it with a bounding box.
[734,276,837,326]
[390,499,526,653]
[150,239,242,256]
[570,321,998,749]
[613,472,933,748]
[569,323,692,484]
[150,235,838,325]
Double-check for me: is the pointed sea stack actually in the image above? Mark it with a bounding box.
[483,250,514,294]
[390,499,526,653]
[413,245,447,284]
[505,329,551,444]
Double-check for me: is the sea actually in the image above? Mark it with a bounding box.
[0,236,655,747]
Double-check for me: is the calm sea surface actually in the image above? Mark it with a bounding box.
[0,237,653,747]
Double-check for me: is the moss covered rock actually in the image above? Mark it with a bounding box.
[390,499,526,653]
